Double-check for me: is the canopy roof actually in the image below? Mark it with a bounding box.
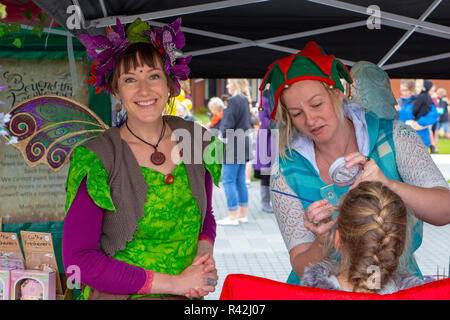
[17,0,450,79]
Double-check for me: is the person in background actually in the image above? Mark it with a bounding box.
[397,79,439,152]
[302,181,424,294]
[206,97,225,130]
[429,85,440,153]
[246,104,260,185]
[221,94,231,108]
[253,89,274,213]
[217,79,252,226]
[434,88,450,147]
[176,100,195,121]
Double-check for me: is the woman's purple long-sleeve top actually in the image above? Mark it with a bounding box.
[62,171,216,295]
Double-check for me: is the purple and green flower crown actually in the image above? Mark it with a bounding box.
[78,17,191,96]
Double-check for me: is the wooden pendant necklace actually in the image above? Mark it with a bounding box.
[126,119,167,165]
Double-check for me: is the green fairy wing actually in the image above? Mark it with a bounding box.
[4,94,108,171]
[350,61,399,120]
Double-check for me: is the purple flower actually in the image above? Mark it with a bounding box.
[78,18,130,93]
[144,18,191,96]
[77,17,191,95]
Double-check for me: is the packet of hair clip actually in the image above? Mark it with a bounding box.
[20,231,63,295]
[0,232,25,267]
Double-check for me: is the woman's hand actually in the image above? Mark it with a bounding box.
[344,152,391,189]
[303,199,337,243]
[186,252,218,299]
[175,253,218,298]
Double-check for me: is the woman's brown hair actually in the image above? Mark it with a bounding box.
[337,181,407,293]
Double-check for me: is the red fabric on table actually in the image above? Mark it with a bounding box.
[219,274,450,300]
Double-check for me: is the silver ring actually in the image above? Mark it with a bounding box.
[206,278,217,286]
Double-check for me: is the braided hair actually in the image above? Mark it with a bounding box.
[337,181,407,293]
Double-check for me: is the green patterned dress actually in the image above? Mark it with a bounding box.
[65,141,222,299]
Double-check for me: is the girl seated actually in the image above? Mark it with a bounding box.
[301,181,424,294]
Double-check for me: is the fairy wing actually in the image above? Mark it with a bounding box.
[4,94,108,171]
[350,61,399,120]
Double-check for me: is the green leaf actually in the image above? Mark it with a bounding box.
[38,12,47,25]
[12,38,22,48]
[22,9,33,20]
[125,18,151,44]
[32,25,44,37]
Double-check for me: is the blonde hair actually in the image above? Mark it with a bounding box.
[208,97,225,113]
[228,78,252,106]
[400,79,415,91]
[437,88,447,97]
[336,181,407,293]
[415,79,424,93]
[275,82,345,158]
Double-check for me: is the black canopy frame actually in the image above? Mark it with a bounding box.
[32,0,450,79]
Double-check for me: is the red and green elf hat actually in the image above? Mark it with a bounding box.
[259,41,353,120]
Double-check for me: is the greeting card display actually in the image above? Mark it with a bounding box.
[10,269,56,300]
[0,232,25,265]
[20,231,63,295]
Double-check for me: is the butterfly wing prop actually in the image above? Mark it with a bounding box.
[350,61,399,120]
[4,95,108,171]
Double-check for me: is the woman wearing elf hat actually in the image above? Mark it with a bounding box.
[62,18,222,299]
[262,41,450,286]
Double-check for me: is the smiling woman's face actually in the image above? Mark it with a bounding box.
[114,55,169,125]
[280,80,343,145]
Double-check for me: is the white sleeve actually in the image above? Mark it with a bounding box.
[393,120,448,189]
[270,160,315,252]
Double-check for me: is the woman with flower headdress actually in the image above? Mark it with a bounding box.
[62,18,222,300]
[262,41,450,287]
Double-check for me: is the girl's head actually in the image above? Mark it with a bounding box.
[335,181,407,293]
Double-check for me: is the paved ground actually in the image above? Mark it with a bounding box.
[206,155,450,300]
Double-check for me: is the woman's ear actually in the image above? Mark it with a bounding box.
[334,88,344,103]
[334,229,341,252]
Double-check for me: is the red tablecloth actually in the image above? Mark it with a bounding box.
[219,274,450,300]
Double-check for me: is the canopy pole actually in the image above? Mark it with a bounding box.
[377,0,442,67]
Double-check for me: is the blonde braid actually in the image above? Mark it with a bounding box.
[337,181,407,293]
